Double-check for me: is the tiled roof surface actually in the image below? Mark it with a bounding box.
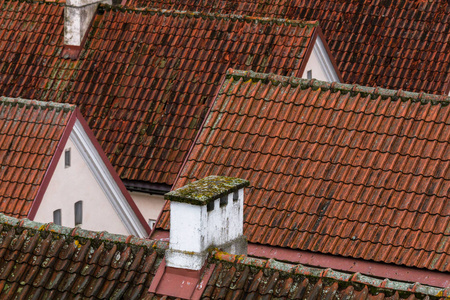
[0,0,318,185]
[0,213,166,299]
[158,69,450,272]
[0,213,446,300]
[201,251,449,300]
[125,0,450,95]
[0,97,74,218]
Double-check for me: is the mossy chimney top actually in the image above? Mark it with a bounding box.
[164,175,249,206]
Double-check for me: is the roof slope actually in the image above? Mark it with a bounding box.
[200,251,449,299]
[0,213,446,299]
[0,0,319,186]
[124,0,450,95]
[0,97,74,218]
[158,69,450,272]
[0,213,165,299]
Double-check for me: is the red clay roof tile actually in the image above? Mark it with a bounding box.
[127,0,450,95]
[0,1,319,185]
[158,69,450,272]
[0,97,74,218]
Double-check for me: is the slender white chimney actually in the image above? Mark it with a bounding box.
[164,176,249,270]
[63,0,111,57]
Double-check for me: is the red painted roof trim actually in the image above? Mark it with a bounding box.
[316,27,344,83]
[73,109,151,235]
[149,257,215,299]
[28,109,77,220]
[297,26,317,78]
[248,244,450,288]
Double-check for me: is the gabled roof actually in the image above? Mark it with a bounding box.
[0,97,75,218]
[158,69,450,273]
[0,96,150,236]
[0,0,325,186]
[124,0,450,95]
[0,213,446,299]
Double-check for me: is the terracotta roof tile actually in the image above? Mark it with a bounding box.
[0,212,446,299]
[202,250,449,300]
[126,0,450,95]
[158,69,450,272]
[0,213,165,299]
[0,1,319,185]
[0,97,74,218]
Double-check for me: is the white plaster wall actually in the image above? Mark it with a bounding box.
[302,37,340,83]
[169,188,244,254]
[34,136,129,235]
[170,202,203,253]
[130,192,165,227]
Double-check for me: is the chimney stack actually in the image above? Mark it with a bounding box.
[63,0,111,58]
[164,175,249,270]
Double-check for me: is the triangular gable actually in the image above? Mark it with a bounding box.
[29,109,150,237]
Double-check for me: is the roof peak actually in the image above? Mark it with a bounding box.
[0,97,76,112]
[0,213,168,250]
[213,250,450,297]
[227,69,450,105]
[99,4,319,27]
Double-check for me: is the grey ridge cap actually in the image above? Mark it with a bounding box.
[164,176,250,205]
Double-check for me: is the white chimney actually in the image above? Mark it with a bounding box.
[164,176,249,270]
[63,0,111,57]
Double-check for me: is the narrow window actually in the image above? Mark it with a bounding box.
[75,201,83,226]
[65,149,71,168]
[307,70,312,79]
[220,195,228,207]
[53,209,61,225]
[148,219,156,230]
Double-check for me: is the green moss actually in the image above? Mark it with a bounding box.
[165,175,249,205]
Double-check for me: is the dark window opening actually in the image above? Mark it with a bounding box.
[53,209,61,225]
[75,201,83,226]
[220,195,228,207]
[65,149,71,168]
[207,201,214,212]
[307,70,312,79]
[233,190,239,202]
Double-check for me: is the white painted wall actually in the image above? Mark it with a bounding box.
[130,192,165,229]
[167,188,245,270]
[302,36,341,83]
[34,136,129,235]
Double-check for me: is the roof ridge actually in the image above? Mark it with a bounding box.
[0,213,168,250]
[99,4,319,27]
[226,69,450,105]
[212,250,450,297]
[0,97,76,112]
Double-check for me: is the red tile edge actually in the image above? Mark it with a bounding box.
[148,257,166,294]
[73,109,151,235]
[248,244,450,288]
[61,45,83,60]
[151,229,169,241]
[191,263,215,300]
[28,109,77,220]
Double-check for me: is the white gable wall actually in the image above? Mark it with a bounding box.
[34,136,130,235]
[130,191,165,229]
[302,36,340,83]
